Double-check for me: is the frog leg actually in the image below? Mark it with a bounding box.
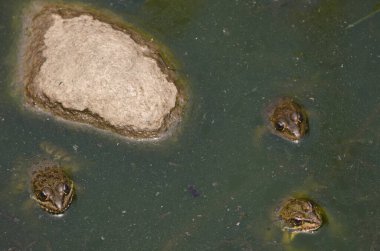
[39,141,72,163]
[282,232,304,251]
[22,197,37,212]
[253,126,267,147]
[282,231,296,244]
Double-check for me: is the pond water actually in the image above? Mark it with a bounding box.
[1,0,379,250]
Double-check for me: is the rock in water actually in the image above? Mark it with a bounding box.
[21,4,186,140]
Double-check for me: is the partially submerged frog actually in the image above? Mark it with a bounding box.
[29,159,74,214]
[8,142,78,215]
[264,178,345,249]
[266,98,309,143]
[255,195,329,250]
[275,197,323,234]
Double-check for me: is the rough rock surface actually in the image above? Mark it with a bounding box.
[22,5,185,139]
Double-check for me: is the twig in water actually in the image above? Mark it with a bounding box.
[346,4,380,29]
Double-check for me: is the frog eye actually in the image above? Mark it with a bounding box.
[274,120,286,131]
[297,113,303,123]
[291,218,303,226]
[303,202,313,212]
[63,183,71,194]
[291,112,303,123]
[57,183,71,195]
[37,191,47,201]
[291,112,298,121]
[37,188,52,201]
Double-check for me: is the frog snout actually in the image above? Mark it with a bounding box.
[53,196,64,210]
[288,123,301,138]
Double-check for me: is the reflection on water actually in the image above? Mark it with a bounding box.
[1,0,380,250]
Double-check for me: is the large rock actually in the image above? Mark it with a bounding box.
[21,4,186,139]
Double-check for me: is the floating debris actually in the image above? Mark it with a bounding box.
[187,185,201,198]
[346,4,380,29]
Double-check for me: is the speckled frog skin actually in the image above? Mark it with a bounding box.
[30,160,74,214]
[275,198,323,233]
[266,98,308,143]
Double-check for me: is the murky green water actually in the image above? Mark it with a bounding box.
[1,0,379,250]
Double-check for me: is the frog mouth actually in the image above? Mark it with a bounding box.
[39,197,73,214]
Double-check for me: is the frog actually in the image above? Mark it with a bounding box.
[268,179,347,250]
[29,159,74,214]
[265,97,309,143]
[275,197,323,237]
[260,195,327,251]
[6,141,78,215]
[257,177,339,249]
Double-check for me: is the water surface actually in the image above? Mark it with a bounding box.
[0,0,379,250]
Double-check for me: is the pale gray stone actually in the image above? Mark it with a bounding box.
[21,5,185,139]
